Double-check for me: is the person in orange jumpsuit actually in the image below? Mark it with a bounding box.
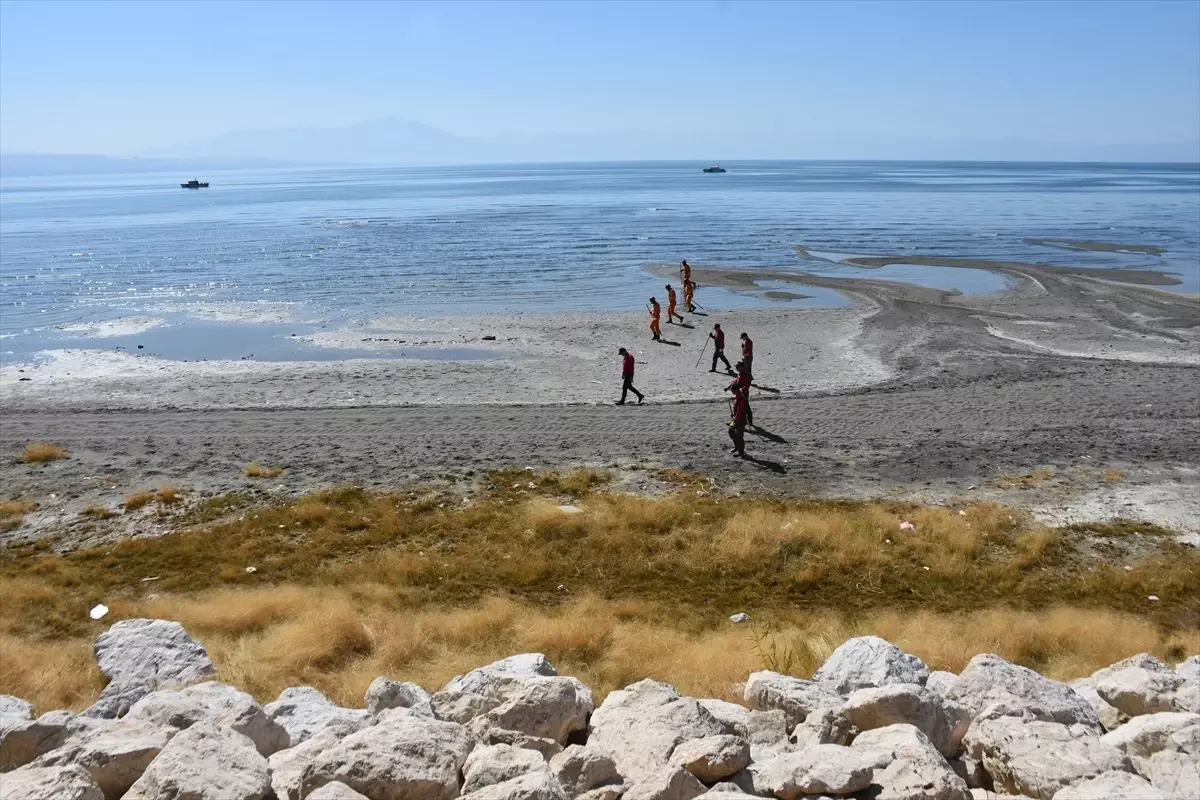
[648,297,662,341]
[680,259,692,286]
[683,278,697,312]
[664,284,684,324]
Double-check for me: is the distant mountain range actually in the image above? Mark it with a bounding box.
[0,153,296,176]
[3,119,1197,175]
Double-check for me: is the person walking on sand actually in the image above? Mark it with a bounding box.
[740,332,754,379]
[709,324,732,373]
[665,284,684,324]
[728,383,749,457]
[683,277,697,313]
[680,259,692,286]
[617,347,644,405]
[648,297,662,341]
[728,360,754,428]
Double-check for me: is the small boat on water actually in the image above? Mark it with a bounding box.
[702,165,727,173]
[180,179,209,189]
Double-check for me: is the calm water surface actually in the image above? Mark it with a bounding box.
[2,160,1197,353]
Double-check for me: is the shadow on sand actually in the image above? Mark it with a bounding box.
[750,425,788,444]
[656,338,682,347]
[740,453,786,473]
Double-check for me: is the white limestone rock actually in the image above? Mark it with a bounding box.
[670,734,751,782]
[302,712,475,800]
[364,677,433,717]
[264,686,369,746]
[122,721,271,800]
[813,636,931,694]
[1050,769,1170,799]
[743,671,843,729]
[85,619,215,719]
[125,681,289,756]
[943,654,1102,733]
[0,765,104,800]
[588,679,732,783]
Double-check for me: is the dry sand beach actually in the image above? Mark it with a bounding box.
[2,248,1198,542]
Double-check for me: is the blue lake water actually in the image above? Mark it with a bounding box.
[2,161,1197,354]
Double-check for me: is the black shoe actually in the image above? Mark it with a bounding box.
[708,368,716,372]
[637,396,644,404]
[616,400,626,405]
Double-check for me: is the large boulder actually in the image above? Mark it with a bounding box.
[670,735,751,783]
[302,711,475,800]
[588,679,733,783]
[791,706,854,750]
[1135,749,1200,797]
[622,766,706,800]
[697,700,751,737]
[1176,655,1200,682]
[31,718,175,799]
[0,765,104,800]
[462,743,547,793]
[460,770,568,800]
[468,676,593,746]
[925,672,958,696]
[0,696,32,723]
[962,715,1131,800]
[748,744,877,798]
[851,724,969,800]
[268,721,362,800]
[122,721,271,800]
[1050,770,1170,800]
[446,654,558,696]
[550,745,624,799]
[745,709,792,762]
[364,678,433,717]
[743,671,842,729]
[943,655,1102,733]
[1068,679,1125,732]
[0,710,72,771]
[1093,656,1188,717]
[1099,711,1198,758]
[841,683,971,758]
[813,637,931,694]
[85,619,216,719]
[264,686,369,746]
[308,784,370,800]
[430,690,503,725]
[125,681,289,756]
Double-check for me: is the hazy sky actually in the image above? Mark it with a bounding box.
[2,0,1198,155]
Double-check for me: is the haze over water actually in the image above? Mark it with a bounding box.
[2,160,1198,344]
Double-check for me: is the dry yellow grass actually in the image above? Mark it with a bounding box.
[0,585,1194,713]
[123,491,156,512]
[245,463,284,479]
[80,505,117,519]
[1103,468,1126,483]
[994,467,1055,489]
[0,474,1196,712]
[19,443,68,464]
[156,486,184,504]
[0,500,37,518]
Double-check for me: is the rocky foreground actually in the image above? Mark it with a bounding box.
[1,620,1197,800]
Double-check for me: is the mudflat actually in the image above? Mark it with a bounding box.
[3,254,1198,541]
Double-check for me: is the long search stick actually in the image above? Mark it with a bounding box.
[694,336,710,368]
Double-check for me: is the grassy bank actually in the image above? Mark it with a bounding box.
[2,468,1197,711]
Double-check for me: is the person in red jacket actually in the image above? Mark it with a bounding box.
[728,387,749,457]
[616,347,644,405]
[709,324,732,373]
[740,332,754,379]
[727,360,754,428]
